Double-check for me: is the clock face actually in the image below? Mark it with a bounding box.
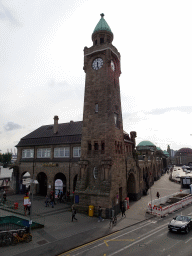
[111,60,115,71]
[92,58,103,70]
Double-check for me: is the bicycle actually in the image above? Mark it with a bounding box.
[109,215,117,228]
[0,231,12,247]
[12,228,32,246]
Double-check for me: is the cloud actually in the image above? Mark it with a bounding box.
[0,1,20,26]
[4,122,22,131]
[146,106,192,115]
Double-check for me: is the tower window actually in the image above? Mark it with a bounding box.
[94,142,99,150]
[95,39,97,45]
[95,103,98,113]
[101,141,105,152]
[100,38,104,44]
[88,141,92,151]
[114,113,120,128]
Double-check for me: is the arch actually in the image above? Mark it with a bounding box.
[127,172,136,201]
[36,172,47,196]
[20,171,31,194]
[54,172,67,195]
[73,174,78,192]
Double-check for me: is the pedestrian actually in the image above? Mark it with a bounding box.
[57,190,61,203]
[60,191,63,203]
[156,191,160,199]
[45,195,49,207]
[121,203,126,218]
[50,193,54,208]
[3,190,6,203]
[98,206,104,222]
[72,206,77,222]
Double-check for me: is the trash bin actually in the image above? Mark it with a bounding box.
[75,195,79,204]
[89,205,94,216]
[14,202,18,210]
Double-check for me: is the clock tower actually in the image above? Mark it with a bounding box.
[75,14,127,215]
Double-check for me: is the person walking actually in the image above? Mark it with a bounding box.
[50,192,54,208]
[121,203,126,218]
[72,206,77,222]
[156,191,160,199]
[98,206,104,222]
[3,190,6,203]
[45,195,49,207]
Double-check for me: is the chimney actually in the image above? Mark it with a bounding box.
[53,115,59,134]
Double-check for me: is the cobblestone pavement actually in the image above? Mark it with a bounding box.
[0,172,183,256]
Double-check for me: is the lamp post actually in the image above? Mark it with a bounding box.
[29,146,36,233]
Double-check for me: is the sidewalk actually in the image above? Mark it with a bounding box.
[0,173,182,256]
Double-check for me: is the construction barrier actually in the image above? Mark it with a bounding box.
[147,190,192,217]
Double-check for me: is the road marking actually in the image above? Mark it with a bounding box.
[104,239,135,246]
[185,237,192,243]
[145,239,153,244]
[108,225,168,255]
[63,222,152,255]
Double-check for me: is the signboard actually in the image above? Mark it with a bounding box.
[55,179,63,198]
[24,196,29,206]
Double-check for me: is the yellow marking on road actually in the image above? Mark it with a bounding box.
[104,239,135,246]
[59,230,120,255]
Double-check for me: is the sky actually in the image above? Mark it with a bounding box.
[1,0,192,153]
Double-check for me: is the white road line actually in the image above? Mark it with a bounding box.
[108,225,168,256]
[145,239,153,244]
[185,237,192,243]
[158,231,167,237]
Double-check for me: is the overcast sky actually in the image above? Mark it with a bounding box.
[1,0,192,153]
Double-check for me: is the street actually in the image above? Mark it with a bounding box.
[0,172,187,256]
[62,205,192,256]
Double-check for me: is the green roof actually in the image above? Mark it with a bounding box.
[93,13,112,34]
[163,150,169,156]
[157,147,162,151]
[137,141,156,147]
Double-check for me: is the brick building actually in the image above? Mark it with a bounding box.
[13,14,168,216]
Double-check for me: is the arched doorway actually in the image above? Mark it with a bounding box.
[54,173,67,195]
[73,175,78,192]
[20,171,31,194]
[127,172,136,201]
[36,172,47,196]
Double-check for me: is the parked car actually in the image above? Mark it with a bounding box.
[168,215,192,234]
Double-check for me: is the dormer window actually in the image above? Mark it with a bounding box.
[100,38,104,44]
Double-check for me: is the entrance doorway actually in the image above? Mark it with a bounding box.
[54,173,67,195]
[127,173,136,201]
[36,172,47,196]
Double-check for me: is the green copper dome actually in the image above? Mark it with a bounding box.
[137,141,156,147]
[93,13,113,34]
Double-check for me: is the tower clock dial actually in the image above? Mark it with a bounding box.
[92,58,103,70]
[111,60,115,71]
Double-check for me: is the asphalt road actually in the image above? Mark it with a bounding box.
[62,205,192,256]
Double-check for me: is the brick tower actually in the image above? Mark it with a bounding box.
[75,14,127,214]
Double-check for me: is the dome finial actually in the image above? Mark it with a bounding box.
[100,13,104,18]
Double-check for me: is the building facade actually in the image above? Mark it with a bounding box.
[13,14,168,216]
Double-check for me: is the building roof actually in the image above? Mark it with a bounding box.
[175,147,192,156]
[16,121,82,147]
[137,141,156,147]
[93,13,113,34]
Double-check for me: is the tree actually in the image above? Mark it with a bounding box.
[1,153,12,167]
